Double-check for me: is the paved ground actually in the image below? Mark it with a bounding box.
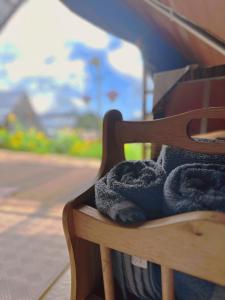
[0,150,99,300]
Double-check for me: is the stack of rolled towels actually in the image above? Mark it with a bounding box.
[95,141,225,300]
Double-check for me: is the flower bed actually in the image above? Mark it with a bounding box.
[0,128,143,159]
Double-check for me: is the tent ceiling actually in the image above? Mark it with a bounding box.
[61,0,190,73]
[62,0,225,73]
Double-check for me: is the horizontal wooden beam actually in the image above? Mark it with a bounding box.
[115,107,225,154]
[143,0,225,57]
[73,205,225,286]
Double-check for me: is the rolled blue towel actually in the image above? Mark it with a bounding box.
[157,140,225,175]
[95,160,166,224]
[95,160,166,299]
[164,163,225,300]
[163,163,225,216]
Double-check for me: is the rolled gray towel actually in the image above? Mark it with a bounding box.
[95,160,166,224]
[95,160,166,299]
[164,163,225,216]
[164,163,225,300]
[158,139,225,175]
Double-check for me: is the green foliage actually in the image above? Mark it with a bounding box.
[76,113,101,130]
[124,143,143,160]
[0,127,102,158]
[0,128,144,160]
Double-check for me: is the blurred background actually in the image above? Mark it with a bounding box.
[1,0,225,299]
[0,1,153,299]
[2,0,225,299]
[0,0,153,161]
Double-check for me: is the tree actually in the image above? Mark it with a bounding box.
[76,113,101,130]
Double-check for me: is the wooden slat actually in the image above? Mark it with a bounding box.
[136,0,225,66]
[100,245,115,300]
[73,205,225,286]
[161,266,174,300]
[115,107,225,154]
[163,0,225,45]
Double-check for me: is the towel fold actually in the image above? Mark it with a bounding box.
[95,160,166,224]
[157,139,225,175]
[163,163,225,216]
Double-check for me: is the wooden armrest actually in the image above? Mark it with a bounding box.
[73,205,225,286]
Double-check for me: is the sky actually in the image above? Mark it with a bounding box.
[0,0,153,120]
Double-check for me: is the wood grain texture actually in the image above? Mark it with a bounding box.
[63,191,101,300]
[161,266,174,300]
[116,107,225,154]
[73,205,225,286]
[100,246,115,300]
[127,0,225,66]
[163,0,225,44]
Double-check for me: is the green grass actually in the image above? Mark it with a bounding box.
[0,127,148,160]
[124,143,143,160]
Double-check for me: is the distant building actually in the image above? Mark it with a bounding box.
[41,112,77,136]
[0,91,43,131]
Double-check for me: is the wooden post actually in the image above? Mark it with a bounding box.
[100,245,115,300]
[161,266,174,300]
[142,64,148,159]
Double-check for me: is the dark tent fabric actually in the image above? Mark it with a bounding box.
[61,0,190,73]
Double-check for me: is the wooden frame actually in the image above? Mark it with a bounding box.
[63,107,225,300]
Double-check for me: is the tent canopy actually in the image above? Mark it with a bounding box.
[62,0,225,74]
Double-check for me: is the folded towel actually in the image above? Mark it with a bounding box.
[163,163,225,216]
[157,139,225,175]
[95,160,166,299]
[164,163,225,300]
[95,160,166,224]
[95,156,225,299]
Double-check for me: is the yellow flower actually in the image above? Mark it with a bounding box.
[70,141,89,154]
[28,141,36,150]
[28,128,36,135]
[7,113,16,123]
[37,131,46,139]
[15,131,24,139]
[9,137,21,149]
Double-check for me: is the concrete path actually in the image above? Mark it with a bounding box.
[0,150,99,300]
